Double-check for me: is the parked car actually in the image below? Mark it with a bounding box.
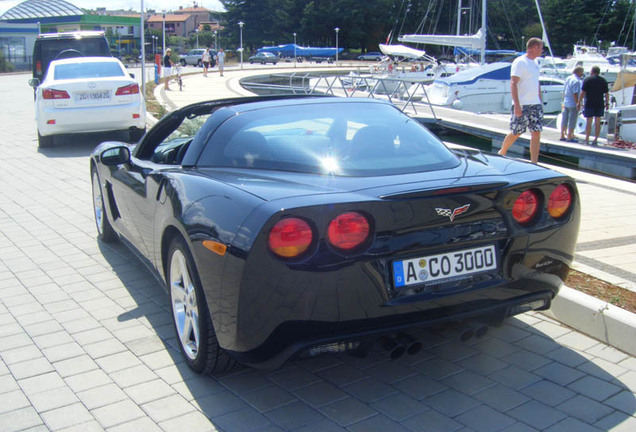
[358,51,383,61]
[31,31,111,92]
[180,48,216,67]
[90,96,580,374]
[249,52,279,65]
[30,57,146,147]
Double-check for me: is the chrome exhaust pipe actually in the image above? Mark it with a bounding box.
[380,336,406,360]
[396,333,422,355]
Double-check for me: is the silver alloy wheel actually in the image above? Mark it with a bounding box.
[92,170,104,235]
[170,249,200,360]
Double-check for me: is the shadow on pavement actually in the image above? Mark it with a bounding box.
[96,238,636,431]
[37,130,132,158]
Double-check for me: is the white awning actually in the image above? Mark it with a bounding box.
[399,28,485,50]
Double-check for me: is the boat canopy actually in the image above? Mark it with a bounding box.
[453,47,519,57]
[436,62,511,86]
[398,28,485,50]
[379,44,425,59]
[257,44,343,57]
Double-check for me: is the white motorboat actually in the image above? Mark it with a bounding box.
[418,62,564,114]
[565,44,620,84]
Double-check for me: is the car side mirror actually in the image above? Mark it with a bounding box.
[100,145,131,166]
[129,73,135,79]
[28,78,40,87]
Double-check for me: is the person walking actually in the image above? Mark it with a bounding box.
[560,66,584,142]
[578,65,610,145]
[216,48,225,77]
[202,47,211,77]
[163,48,174,91]
[497,37,544,164]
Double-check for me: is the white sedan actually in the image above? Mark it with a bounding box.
[30,57,146,147]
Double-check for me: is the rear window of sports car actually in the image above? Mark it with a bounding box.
[197,102,459,176]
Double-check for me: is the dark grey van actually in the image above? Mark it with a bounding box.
[32,31,111,82]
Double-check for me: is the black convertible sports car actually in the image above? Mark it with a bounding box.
[90,96,580,374]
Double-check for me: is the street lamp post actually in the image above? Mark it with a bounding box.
[334,27,339,66]
[162,11,166,55]
[293,32,297,67]
[214,30,217,51]
[196,28,199,49]
[238,21,244,70]
[117,26,121,57]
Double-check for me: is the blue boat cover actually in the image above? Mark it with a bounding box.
[257,44,344,57]
[436,62,512,86]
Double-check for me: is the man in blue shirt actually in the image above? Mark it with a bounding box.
[560,66,584,142]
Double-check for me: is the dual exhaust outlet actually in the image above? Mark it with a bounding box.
[380,321,489,360]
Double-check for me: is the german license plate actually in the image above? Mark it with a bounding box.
[393,244,497,288]
[76,90,110,102]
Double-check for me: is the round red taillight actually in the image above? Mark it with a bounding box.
[513,189,539,225]
[327,212,370,250]
[548,184,572,219]
[268,217,313,258]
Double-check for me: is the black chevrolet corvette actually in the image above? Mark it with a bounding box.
[90,96,580,374]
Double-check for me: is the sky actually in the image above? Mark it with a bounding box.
[0,0,225,15]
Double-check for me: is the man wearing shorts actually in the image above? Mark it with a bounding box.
[578,65,609,145]
[560,66,584,142]
[163,48,174,91]
[498,37,544,164]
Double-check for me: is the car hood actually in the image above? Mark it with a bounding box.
[195,152,564,202]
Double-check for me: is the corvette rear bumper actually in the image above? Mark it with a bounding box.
[227,289,555,369]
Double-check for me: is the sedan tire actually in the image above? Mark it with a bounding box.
[91,167,117,242]
[180,59,186,67]
[197,59,203,67]
[168,236,236,374]
[37,131,53,148]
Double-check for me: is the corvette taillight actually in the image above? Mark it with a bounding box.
[548,184,572,219]
[115,83,139,96]
[513,189,539,225]
[327,212,370,250]
[42,88,70,99]
[268,217,313,258]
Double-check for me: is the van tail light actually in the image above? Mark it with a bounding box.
[35,60,42,75]
[512,189,539,225]
[328,212,370,250]
[548,184,572,219]
[42,88,70,99]
[115,83,139,96]
[268,217,313,258]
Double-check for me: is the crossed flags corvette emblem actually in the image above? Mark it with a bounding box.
[435,204,471,221]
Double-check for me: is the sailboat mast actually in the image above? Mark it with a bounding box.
[481,0,487,65]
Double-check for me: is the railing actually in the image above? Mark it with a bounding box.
[240,72,438,120]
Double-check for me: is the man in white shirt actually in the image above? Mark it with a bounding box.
[498,37,544,164]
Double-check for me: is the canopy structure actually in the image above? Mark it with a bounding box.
[0,0,84,20]
[436,62,510,86]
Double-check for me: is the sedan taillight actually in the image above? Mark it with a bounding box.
[548,184,573,219]
[512,189,539,225]
[327,212,370,250]
[268,217,313,258]
[42,88,70,99]
[115,83,139,96]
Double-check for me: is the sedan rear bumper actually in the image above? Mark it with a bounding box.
[37,102,146,136]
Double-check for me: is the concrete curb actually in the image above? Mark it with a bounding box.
[542,286,636,356]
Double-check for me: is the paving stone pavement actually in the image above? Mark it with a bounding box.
[1,72,635,432]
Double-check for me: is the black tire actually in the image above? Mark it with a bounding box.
[273,62,277,65]
[197,59,203,67]
[250,60,254,64]
[180,59,186,67]
[261,61,266,65]
[37,131,53,148]
[167,236,236,375]
[129,127,146,143]
[91,167,117,242]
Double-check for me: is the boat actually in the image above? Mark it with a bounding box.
[419,62,564,114]
[564,44,621,84]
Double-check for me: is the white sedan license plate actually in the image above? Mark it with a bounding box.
[393,245,497,288]
[76,90,110,102]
